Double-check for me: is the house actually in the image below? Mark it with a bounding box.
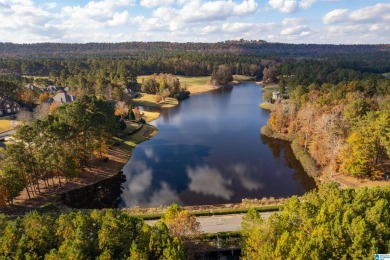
[43,85,61,93]
[47,91,76,104]
[272,91,280,100]
[0,96,20,116]
[125,88,140,99]
[25,83,42,92]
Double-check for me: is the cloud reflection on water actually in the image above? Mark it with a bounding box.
[187,165,233,200]
[121,160,181,207]
[231,163,263,191]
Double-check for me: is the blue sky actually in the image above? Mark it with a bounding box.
[0,0,389,44]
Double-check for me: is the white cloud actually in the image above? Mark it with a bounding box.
[268,0,298,13]
[319,3,390,44]
[187,165,233,200]
[107,11,130,26]
[322,9,349,24]
[268,0,318,13]
[140,0,175,8]
[181,0,259,23]
[323,3,390,24]
[43,2,57,10]
[280,17,311,36]
[299,0,316,9]
[0,0,388,44]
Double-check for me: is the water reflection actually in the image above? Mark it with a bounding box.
[119,82,316,207]
[62,172,125,209]
[60,83,316,209]
[260,135,316,192]
[187,165,233,200]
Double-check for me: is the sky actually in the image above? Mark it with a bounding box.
[0,0,389,44]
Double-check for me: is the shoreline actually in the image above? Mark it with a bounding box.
[1,86,226,215]
[260,126,390,189]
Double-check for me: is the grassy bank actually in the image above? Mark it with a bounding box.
[0,120,13,133]
[290,139,321,178]
[137,75,211,87]
[261,125,295,142]
[131,93,179,108]
[232,75,254,81]
[259,102,274,110]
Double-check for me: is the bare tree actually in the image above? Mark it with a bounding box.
[33,103,51,120]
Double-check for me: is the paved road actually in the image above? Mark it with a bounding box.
[0,130,15,140]
[145,212,275,233]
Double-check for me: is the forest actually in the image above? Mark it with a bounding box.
[262,59,390,180]
[0,204,199,259]
[0,183,388,259]
[241,183,390,259]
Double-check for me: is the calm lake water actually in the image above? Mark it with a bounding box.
[119,82,316,208]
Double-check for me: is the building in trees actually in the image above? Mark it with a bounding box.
[0,96,20,117]
[47,91,76,104]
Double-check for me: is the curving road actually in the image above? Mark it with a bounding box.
[145,212,276,233]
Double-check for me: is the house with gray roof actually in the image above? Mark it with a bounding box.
[47,91,76,104]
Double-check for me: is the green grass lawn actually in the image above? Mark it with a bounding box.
[259,102,274,110]
[232,75,254,81]
[131,93,178,108]
[124,124,158,147]
[261,84,279,91]
[0,120,13,133]
[137,75,211,87]
[176,76,210,86]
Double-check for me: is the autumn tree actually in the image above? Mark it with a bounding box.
[339,110,390,178]
[115,101,128,120]
[211,65,233,86]
[161,204,201,239]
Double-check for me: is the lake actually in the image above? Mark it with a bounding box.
[119,82,316,208]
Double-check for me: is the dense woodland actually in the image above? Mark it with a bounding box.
[0,204,200,259]
[262,59,390,179]
[241,183,390,259]
[0,184,388,259]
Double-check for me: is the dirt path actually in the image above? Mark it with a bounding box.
[331,173,389,189]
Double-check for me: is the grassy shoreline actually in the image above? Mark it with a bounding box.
[0,119,13,133]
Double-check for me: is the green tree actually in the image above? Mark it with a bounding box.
[98,210,143,259]
[241,183,390,260]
